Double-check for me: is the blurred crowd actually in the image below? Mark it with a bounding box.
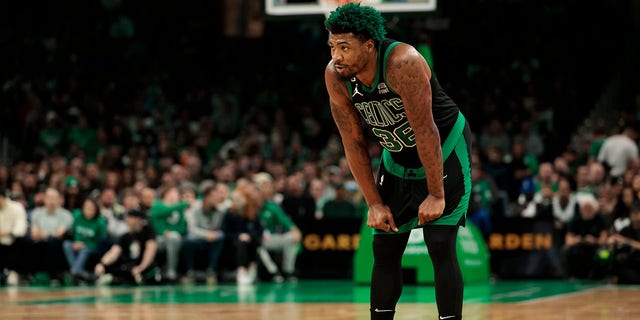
[1,0,640,286]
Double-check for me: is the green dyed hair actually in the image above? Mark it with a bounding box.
[324,2,386,44]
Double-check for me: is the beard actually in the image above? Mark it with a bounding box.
[333,64,356,82]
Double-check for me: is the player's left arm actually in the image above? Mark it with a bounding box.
[385,44,444,199]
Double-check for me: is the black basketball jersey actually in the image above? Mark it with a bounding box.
[346,38,459,168]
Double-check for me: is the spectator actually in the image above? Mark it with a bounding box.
[482,145,511,216]
[99,187,128,243]
[479,118,511,155]
[28,187,74,284]
[222,185,264,285]
[62,176,84,212]
[181,183,229,285]
[252,171,284,205]
[607,186,637,231]
[588,125,608,165]
[322,183,358,219]
[150,186,189,282]
[281,174,316,231]
[466,199,492,241]
[521,183,554,221]
[93,209,160,285]
[507,140,538,201]
[552,176,579,244]
[607,201,640,284]
[534,162,558,193]
[309,177,331,220]
[563,194,609,279]
[471,152,500,217]
[121,188,142,212]
[139,187,157,213]
[597,124,639,178]
[62,198,107,283]
[252,177,301,283]
[0,187,28,285]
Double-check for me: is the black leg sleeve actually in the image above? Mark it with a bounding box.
[423,225,463,319]
[370,232,410,319]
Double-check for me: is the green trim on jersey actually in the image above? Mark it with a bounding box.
[372,116,471,235]
[380,111,467,180]
[346,41,402,96]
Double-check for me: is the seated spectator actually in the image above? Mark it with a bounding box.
[466,199,492,241]
[607,186,637,231]
[150,186,189,282]
[252,177,301,282]
[121,187,142,212]
[62,198,107,283]
[607,201,640,284]
[252,171,284,206]
[521,183,554,221]
[563,194,609,279]
[181,183,229,285]
[0,187,28,285]
[551,176,579,246]
[28,187,73,284]
[322,183,358,219]
[281,174,316,231]
[471,152,500,217]
[93,209,160,285]
[222,185,264,285]
[99,187,128,251]
[139,187,157,213]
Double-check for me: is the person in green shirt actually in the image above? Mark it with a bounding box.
[62,198,107,281]
[150,186,189,282]
[66,115,99,162]
[252,176,301,282]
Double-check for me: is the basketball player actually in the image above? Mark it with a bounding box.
[323,3,472,320]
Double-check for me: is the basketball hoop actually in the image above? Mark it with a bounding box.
[318,0,354,19]
[264,0,436,17]
[318,0,382,19]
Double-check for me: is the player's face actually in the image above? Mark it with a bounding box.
[328,33,371,80]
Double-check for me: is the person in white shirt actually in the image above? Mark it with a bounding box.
[597,125,639,178]
[0,187,27,285]
[28,187,73,282]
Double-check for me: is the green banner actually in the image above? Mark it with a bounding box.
[353,213,490,285]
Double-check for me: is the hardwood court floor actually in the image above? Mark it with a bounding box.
[1,279,639,320]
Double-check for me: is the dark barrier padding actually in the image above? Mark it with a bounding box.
[489,217,564,279]
[296,217,363,278]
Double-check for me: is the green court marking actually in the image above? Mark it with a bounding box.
[3,280,632,305]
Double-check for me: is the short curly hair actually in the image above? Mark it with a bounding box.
[324,2,386,44]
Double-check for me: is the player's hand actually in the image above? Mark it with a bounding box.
[367,203,398,232]
[418,194,445,225]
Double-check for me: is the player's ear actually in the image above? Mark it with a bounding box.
[364,39,375,52]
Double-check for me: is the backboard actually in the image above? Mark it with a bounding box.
[264,0,437,17]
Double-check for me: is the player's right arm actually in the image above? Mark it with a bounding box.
[324,62,397,232]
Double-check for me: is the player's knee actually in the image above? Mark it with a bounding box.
[423,226,457,258]
[372,236,406,263]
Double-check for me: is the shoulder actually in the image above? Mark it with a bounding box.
[386,42,424,66]
[384,42,432,84]
[8,200,26,214]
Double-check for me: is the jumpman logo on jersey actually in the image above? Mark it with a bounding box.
[352,84,363,97]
